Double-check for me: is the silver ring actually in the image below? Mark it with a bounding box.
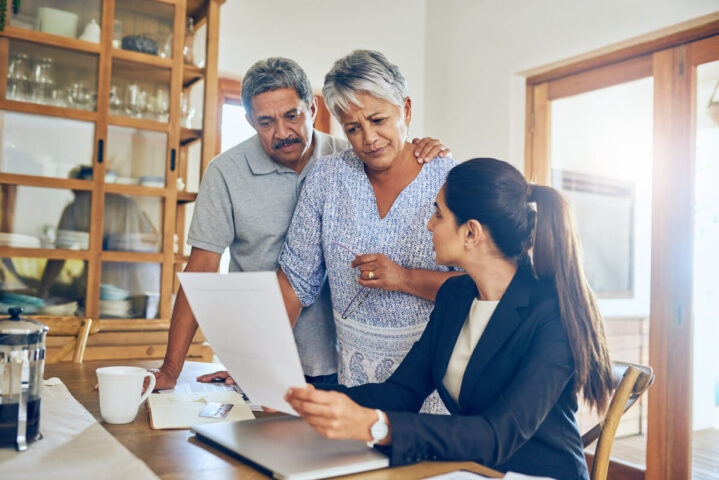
[368,271,375,280]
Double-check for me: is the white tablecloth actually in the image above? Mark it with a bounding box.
[0,379,158,480]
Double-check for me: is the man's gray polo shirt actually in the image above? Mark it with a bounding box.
[187,131,349,376]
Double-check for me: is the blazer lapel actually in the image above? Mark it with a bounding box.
[456,268,534,410]
[433,276,476,412]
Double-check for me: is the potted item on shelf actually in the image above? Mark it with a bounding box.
[78,18,100,43]
[121,35,159,56]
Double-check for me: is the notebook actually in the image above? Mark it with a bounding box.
[147,391,254,429]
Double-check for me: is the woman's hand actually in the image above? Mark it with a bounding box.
[196,370,236,385]
[411,137,451,163]
[285,386,379,442]
[352,254,408,291]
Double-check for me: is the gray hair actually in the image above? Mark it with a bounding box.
[241,57,314,116]
[322,50,409,118]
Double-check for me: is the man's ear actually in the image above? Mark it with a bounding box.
[309,96,318,123]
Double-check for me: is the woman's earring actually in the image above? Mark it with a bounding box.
[464,242,468,247]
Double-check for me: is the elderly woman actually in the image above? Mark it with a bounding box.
[276,50,458,413]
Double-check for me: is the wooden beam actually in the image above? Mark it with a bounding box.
[645,44,695,480]
[524,13,719,85]
[200,0,221,172]
[548,55,652,100]
[524,82,550,185]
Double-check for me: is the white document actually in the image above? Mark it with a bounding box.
[177,272,306,414]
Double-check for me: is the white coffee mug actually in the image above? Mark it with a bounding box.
[96,366,156,424]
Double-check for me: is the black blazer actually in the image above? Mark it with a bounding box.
[327,269,590,480]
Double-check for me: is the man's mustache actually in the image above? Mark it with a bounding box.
[272,137,302,150]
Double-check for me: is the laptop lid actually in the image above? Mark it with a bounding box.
[191,416,389,480]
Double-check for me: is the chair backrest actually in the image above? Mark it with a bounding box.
[33,316,98,364]
[584,361,654,480]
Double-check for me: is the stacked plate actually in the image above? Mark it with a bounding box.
[0,291,45,315]
[139,176,164,188]
[0,233,41,248]
[100,283,133,317]
[55,229,90,250]
[39,301,78,316]
[105,233,161,252]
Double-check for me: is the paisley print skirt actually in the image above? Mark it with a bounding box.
[333,310,448,414]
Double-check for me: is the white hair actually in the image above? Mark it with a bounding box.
[322,50,409,118]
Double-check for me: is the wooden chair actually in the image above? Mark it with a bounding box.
[583,361,655,480]
[34,316,98,364]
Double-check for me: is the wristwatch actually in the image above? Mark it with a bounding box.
[367,409,389,447]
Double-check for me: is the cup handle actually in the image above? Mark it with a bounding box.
[139,372,156,405]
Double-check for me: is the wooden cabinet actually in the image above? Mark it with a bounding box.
[0,0,224,361]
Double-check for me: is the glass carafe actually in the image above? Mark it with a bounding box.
[0,308,47,451]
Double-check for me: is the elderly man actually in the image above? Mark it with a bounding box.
[153,57,448,390]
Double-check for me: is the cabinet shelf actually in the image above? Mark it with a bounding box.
[101,251,163,263]
[0,247,90,260]
[105,183,168,198]
[0,99,98,122]
[0,27,102,54]
[177,192,198,203]
[182,64,205,88]
[0,173,92,191]
[108,114,169,132]
[112,48,173,69]
[180,127,202,145]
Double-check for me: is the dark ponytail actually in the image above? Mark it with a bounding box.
[445,158,613,412]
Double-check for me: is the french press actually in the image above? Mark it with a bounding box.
[0,307,48,450]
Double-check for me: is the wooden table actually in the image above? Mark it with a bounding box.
[45,360,503,479]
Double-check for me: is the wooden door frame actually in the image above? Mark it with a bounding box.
[524,13,719,480]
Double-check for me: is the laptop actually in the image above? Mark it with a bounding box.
[191,416,389,480]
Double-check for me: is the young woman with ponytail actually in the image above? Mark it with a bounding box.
[285,158,613,480]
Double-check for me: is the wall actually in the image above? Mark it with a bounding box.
[423,0,719,167]
[217,0,428,137]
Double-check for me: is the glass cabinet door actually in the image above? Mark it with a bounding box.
[6,40,99,110]
[113,0,175,58]
[1,256,87,315]
[0,184,90,249]
[102,194,163,253]
[106,126,167,186]
[0,110,95,179]
[10,0,103,43]
[100,261,161,319]
[110,59,171,122]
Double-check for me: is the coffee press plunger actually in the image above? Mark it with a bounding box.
[0,307,48,451]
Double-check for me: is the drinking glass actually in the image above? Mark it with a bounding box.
[7,53,31,101]
[31,57,56,105]
[67,80,96,110]
[180,90,195,128]
[109,84,123,115]
[124,83,144,117]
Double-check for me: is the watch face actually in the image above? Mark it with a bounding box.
[371,420,389,440]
